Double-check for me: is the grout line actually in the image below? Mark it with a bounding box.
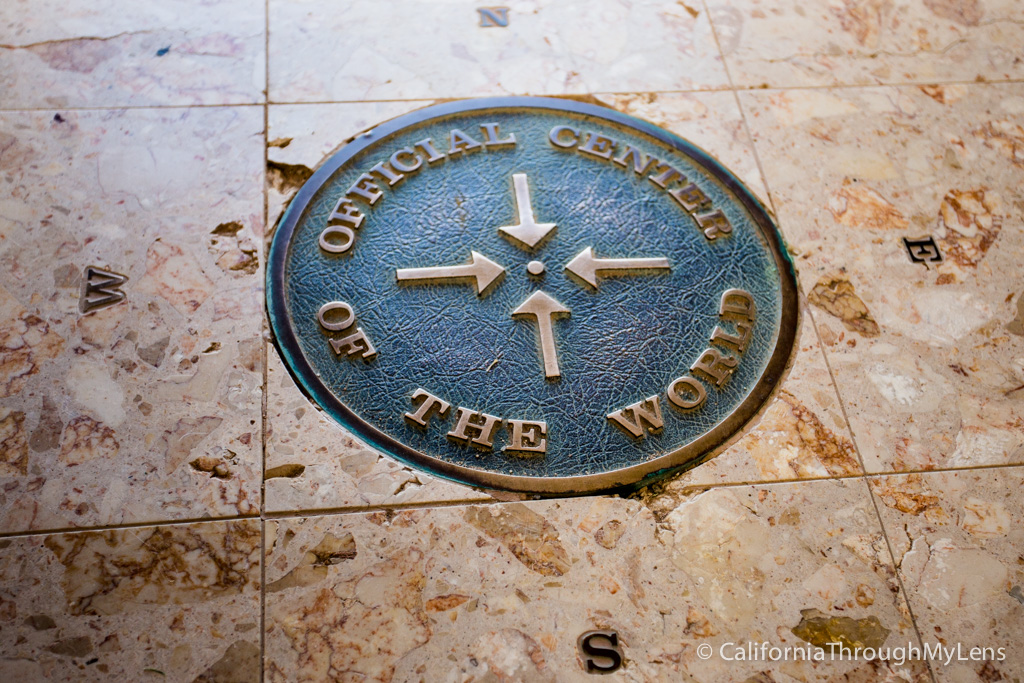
[701,6,930,677]
[0,102,266,113]
[263,496,529,521]
[4,77,1023,114]
[0,513,259,541]
[261,0,270,680]
[262,77,1024,106]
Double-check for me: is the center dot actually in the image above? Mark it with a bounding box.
[526,261,546,276]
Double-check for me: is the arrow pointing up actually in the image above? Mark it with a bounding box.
[511,290,570,379]
[396,250,506,297]
[498,174,557,251]
[564,247,671,289]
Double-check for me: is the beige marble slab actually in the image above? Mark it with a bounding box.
[0,0,265,108]
[0,107,264,532]
[741,83,1024,474]
[871,468,1024,681]
[265,479,927,680]
[264,342,491,513]
[706,0,1024,88]
[267,0,728,103]
[0,519,261,681]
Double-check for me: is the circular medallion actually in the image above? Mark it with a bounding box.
[267,97,798,495]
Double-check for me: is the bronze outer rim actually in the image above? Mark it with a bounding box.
[266,95,800,496]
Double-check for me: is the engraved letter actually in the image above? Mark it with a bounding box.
[369,160,404,187]
[390,147,423,173]
[691,348,737,387]
[548,125,580,149]
[347,173,383,205]
[327,197,365,229]
[319,226,355,254]
[404,389,451,429]
[613,146,657,175]
[696,209,732,240]
[720,288,756,322]
[506,420,547,455]
[667,376,707,411]
[578,131,616,160]
[316,301,355,331]
[648,163,685,189]
[607,396,664,439]
[668,183,710,212]
[447,407,502,449]
[414,138,446,164]
[480,122,516,147]
[329,327,377,361]
[447,129,483,156]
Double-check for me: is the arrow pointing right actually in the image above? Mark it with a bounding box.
[564,247,671,289]
[396,250,506,297]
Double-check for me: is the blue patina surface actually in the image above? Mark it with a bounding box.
[268,99,796,491]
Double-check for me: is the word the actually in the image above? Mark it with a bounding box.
[404,388,547,455]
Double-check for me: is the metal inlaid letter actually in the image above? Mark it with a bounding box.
[608,396,664,439]
[668,183,710,212]
[447,407,502,449]
[480,123,516,147]
[447,129,483,156]
[548,126,580,149]
[329,327,377,361]
[80,266,128,314]
[667,376,707,411]
[319,226,355,254]
[327,197,365,228]
[477,7,509,27]
[348,173,383,205]
[695,209,732,240]
[903,235,943,264]
[720,289,756,321]
[506,420,548,455]
[578,131,616,160]
[613,146,658,175]
[578,630,623,674]
[691,348,737,387]
[404,389,451,429]
[317,301,355,331]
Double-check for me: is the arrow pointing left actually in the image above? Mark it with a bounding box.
[396,250,506,297]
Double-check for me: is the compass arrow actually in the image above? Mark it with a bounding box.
[396,250,506,297]
[564,247,671,289]
[498,173,557,250]
[511,291,570,379]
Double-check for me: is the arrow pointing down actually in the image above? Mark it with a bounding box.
[511,291,571,379]
[396,250,506,297]
[564,247,670,289]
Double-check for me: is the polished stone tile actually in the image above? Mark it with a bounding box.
[0,0,265,108]
[706,0,1024,88]
[871,468,1024,681]
[265,479,926,680]
[264,343,490,513]
[267,100,434,232]
[267,0,728,103]
[742,83,1024,473]
[654,304,863,490]
[0,519,261,680]
[0,107,264,532]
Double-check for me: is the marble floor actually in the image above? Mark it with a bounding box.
[1,0,1022,680]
